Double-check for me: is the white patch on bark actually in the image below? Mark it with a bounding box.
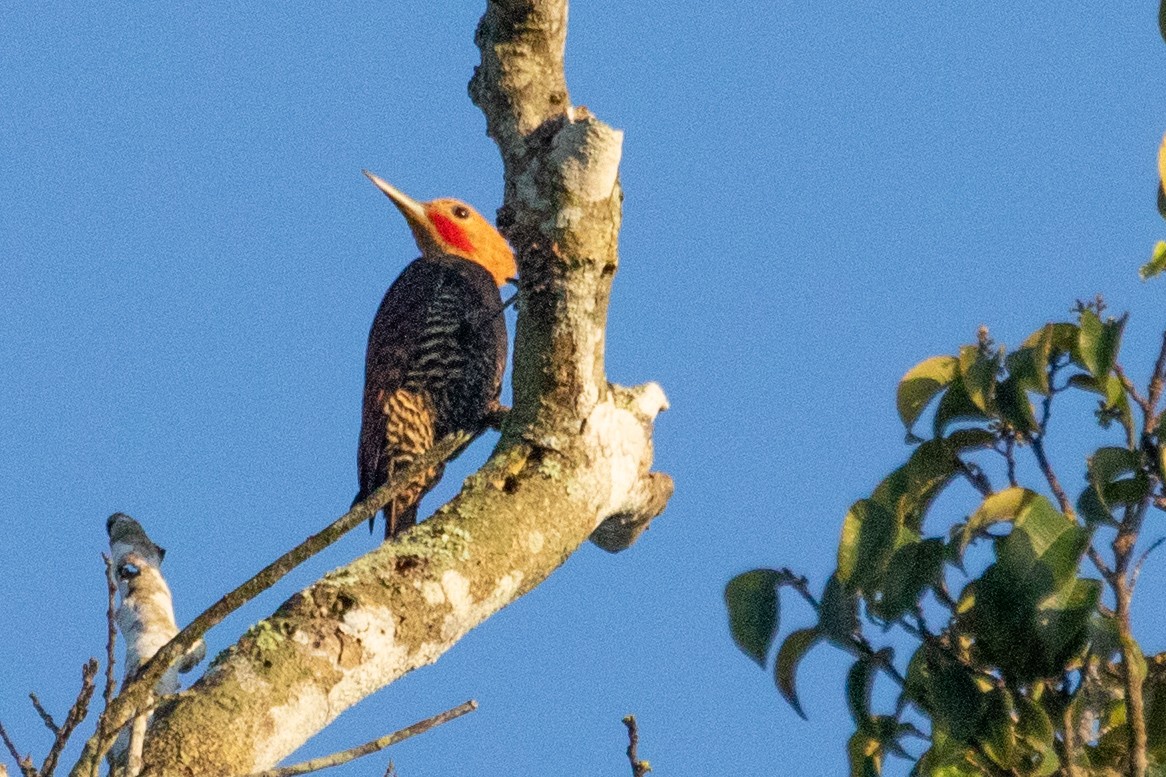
[583,400,649,521]
[494,572,523,601]
[441,570,472,617]
[253,684,330,772]
[420,580,446,605]
[323,605,408,713]
[633,382,669,417]
[548,119,623,202]
[526,531,545,554]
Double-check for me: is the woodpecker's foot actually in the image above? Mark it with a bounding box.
[482,403,510,430]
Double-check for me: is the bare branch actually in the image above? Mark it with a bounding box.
[1145,330,1166,422]
[245,701,477,777]
[28,696,59,737]
[102,555,118,711]
[40,660,98,777]
[1030,434,1073,518]
[1112,500,1151,777]
[1088,547,1115,581]
[1029,369,1074,518]
[1060,692,1084,777]
[76,430,475,774]
[956,459,993,497]
[0,722,34,777]
[621,716,651,777]
[1132,536,1166,590]
[1115,363,1152,419]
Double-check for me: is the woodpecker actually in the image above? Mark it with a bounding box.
[354,170,515,538]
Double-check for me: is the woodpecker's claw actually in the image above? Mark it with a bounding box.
[482,403,510,430]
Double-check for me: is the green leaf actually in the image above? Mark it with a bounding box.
[871,438,965,534]
[846,731,882,777]
[821,573,860,644]
[1069,372,1121,404]
[725,569,793,666]
[933,376,992,438]
[1016,693,1055,751]
[776,627,822,719]
[913,728,985,776]
[995,374,1038,434]
[945,428,997,452]
[876,538,945,621]
[1077,484,1116,526]
[1142,240,1166,280]
[898,355,958,432]
[1005,344,1050,396]
[1161,0,1166,45]
[1069,373,1136,438]
[927,649,987,742]
[1085,447,1148,522]
[1023,321,1080,362]
[980,688,1018,769]
[846,649,891,729]
[958,345,998,414]
[1145,655,1166,761]
[839,500,914,593]
[1077,309,1124,379]
[960,489,1097,680]
[961,488,1065,555]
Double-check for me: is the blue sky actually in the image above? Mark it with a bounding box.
[2,3,1164,775]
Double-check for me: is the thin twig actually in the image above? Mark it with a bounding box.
[1060,691,1084,777]
[1003,438,1019,488]
[1132,536,1166,592]
[622,716,651,777]
[780,570,821,611]
[102,554,118,711]
[1030,435,1073,517]
[1030,368,1075,518]
[1145,330,1166,425]
[956,460,992,497]
[28,696,59,736]
[1113,500,1150,777]
[0,722,34,777]
[1088,547,1114,581]
[244,700,477,777]
[76,430,478,774]
[1116,364,1152,418]
[40,660,98,777]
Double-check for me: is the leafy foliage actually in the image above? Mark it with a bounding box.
[727,306,1166,775]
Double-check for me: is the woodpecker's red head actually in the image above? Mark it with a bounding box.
[363,170,515,287]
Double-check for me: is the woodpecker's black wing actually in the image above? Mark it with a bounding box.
[355,255,507,537]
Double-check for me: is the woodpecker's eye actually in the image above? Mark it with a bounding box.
[452,205,470,219]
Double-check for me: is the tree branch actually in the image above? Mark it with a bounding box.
[245,700,476,777]
[39,661,97,777]
[622,716,651,777]
[74,2,673,774]
[75,432,474,775]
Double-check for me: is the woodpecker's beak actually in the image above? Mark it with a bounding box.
[363,170,428,228]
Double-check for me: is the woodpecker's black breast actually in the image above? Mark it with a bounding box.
[355,254,507,538]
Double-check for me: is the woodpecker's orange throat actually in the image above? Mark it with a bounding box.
[363,170,515,287]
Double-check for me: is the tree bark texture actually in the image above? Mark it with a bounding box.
[114,1,672,774]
